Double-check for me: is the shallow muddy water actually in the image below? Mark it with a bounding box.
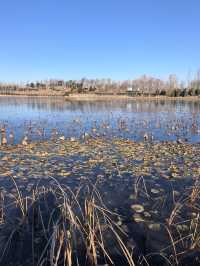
[0,139,200,265]
[0,96,200,143]
[0,97,200,265]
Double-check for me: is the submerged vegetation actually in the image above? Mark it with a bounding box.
[0,98,200,265]
[0,136,200,265]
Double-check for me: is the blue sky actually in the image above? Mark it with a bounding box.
[0,0,200,82]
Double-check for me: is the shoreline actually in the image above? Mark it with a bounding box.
[0,90,65,97]
[65,94,200,101]
[0,94,64,98]
[0,93,200,101]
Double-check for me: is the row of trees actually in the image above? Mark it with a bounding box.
[65,74,200,96]
[1,72,200,96]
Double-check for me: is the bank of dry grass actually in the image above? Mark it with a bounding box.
[0,89,65,97]
[65,94,200,101]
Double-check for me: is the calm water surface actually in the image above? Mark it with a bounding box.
[0,96,200,143]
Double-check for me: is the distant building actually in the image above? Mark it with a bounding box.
[127,87,133,92]
[58,80,64,86]
[127,87,141,96]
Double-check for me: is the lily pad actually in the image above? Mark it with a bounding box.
[131,204,144,213]
[148,223,161,231]
[133,213,145,223]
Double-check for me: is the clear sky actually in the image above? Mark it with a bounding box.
[0,0,200,82]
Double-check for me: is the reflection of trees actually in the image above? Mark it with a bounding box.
[64,99,200,115]
[0,97,69,112]
[0,97,200,114]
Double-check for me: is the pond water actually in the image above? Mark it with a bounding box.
[0,96,200,143]
[1,97,200,265]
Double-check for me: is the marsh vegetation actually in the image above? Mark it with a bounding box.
[0,98,200,265]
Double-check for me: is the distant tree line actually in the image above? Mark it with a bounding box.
[1,71,200,97]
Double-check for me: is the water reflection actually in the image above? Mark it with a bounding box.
[0,96,200,144]
[1,96,200,113]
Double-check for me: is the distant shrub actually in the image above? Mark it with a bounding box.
[188,88,196,96]
[180,89,188,97]
[159,89,166,96]
[195,88,200,96]
[166,88,179,97]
